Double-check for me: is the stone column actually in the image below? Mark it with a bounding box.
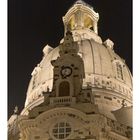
[93,22,98,34]
[76,10,83,29]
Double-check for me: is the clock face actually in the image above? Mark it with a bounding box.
[61,67,72,78]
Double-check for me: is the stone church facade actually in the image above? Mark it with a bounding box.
[8,1,132,140]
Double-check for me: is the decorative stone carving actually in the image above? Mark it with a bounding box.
[104,39,114,49]
[31,64,41,76]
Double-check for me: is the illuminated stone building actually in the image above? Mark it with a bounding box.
[8,0,132,140]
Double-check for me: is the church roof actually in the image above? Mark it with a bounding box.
[112,106,132,127]
[23,38,132,117]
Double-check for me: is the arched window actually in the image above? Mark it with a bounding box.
[116,62,123,80]
[59,81,70,97]
[68,15,75,30]
[83,14,93,29]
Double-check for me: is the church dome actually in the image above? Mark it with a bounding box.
[23,37,132,118]
[8,1,132,140]
[22,1,132,121]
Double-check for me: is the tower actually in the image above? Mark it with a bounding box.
[51,31,85,98]
[8,1,132,140]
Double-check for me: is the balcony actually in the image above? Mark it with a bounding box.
[50,96,76,105]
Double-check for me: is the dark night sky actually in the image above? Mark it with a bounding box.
[8,0,132,118]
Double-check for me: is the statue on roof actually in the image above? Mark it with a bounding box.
[14,106,18,114]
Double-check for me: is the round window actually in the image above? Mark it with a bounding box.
[52,122,71,139]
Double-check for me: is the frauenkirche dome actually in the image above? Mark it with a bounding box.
[8,1,132,140]
[23,0,132,118]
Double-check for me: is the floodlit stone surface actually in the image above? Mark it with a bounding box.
[8,1,132,140]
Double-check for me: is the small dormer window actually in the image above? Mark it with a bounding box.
[116,62,123,80]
